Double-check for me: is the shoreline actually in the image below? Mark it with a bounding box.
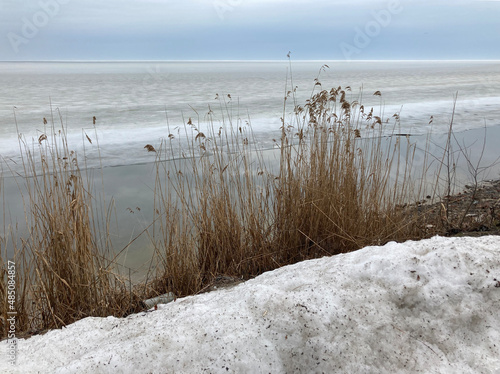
[414,178,500,238]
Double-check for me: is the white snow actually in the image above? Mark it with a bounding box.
[2,235,500,374]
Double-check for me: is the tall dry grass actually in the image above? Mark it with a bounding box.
[149,85,434,298]
[274,87,420,258]
[150,112,276,296]
[0,112,143,339]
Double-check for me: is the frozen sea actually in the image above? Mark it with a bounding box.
[1,60,500,274]
[1,60,500,171]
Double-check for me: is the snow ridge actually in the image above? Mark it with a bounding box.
[2,236,499,373]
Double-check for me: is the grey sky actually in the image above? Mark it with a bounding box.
[0,0,498,61]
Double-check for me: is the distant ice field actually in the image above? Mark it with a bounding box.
[1,60,499,172]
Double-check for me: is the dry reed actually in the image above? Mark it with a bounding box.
[148,84,434,299]
[0,111,143,339]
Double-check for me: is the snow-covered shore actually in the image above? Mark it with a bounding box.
[2,236,500,373]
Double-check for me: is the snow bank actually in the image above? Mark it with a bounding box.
[2,236,500,373]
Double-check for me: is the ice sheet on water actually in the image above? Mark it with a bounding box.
[1,61,499,174]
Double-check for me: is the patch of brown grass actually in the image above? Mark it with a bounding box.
[0,112,144,339]
[148,85,434,298]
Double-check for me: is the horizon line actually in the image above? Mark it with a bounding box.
[1,59,500,63]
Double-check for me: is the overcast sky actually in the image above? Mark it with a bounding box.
[0,0,499,61]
